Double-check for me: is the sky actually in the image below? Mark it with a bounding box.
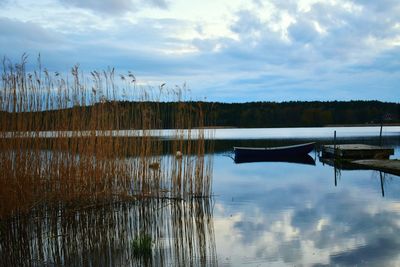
[0,0,399,102]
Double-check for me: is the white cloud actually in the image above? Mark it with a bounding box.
[0,0,399,101]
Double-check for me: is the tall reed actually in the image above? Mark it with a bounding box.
[0,55,214,219]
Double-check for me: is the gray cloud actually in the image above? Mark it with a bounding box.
[230,9,263,37]
[147,0,168,9]
[0,17,58,42]
[59,0,135,15]
[353,0,400,14]
[0,17,64,63]
[288,18,319,44]
[58,0,169,15]
[0,15,195,73]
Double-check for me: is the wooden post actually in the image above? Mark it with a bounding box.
[333,130,338,186]
[333,130,337,157]
[380,171,385,197]
[334,165,337,187]
[379,122,383,147]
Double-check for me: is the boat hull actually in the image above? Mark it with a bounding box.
[234,153,315,165]
[234,142,315,159]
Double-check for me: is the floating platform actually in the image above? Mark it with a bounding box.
[321,144,394,159]
[351,159,400,176]
[320,157,400,176]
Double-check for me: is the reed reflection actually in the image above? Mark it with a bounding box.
[0,198,217,266]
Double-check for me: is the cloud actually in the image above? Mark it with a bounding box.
[288,17,320,43]
[0,0,11,5]
[201,0,400,101]
[0,17,64,62]
[0,15,196,72]
[230,0,399,68]
[58,0,135,15]
[147,0,168,9]
[0,0,399,102]
[230,9,263,38]
[353,0,400,14]
[0,17,58,42]
[58,0,169,15]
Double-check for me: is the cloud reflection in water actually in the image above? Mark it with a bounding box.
[212,155,400,266]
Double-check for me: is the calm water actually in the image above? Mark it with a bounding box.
[212,128,400,266]
[2,127,400,266]
[211,126,400,140]
[7,125,400,140]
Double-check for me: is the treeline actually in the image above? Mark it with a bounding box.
[1,100,399,130]
[209,100,400,127]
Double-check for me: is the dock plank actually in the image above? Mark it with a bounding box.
[322,144,394,159]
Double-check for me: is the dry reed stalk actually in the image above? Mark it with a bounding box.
[0,56,214,219]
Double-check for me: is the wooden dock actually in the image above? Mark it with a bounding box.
[351,160,400,176]
[320,157,400,176]
[321,144,394,159]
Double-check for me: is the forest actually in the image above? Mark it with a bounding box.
[208,100,399,128]
[1,100,399,130]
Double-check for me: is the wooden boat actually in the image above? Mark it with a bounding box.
[234,142,315,159]
[234,153,315,165]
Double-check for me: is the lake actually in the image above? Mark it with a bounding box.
[212,130,400,266]
[2,127,400,266]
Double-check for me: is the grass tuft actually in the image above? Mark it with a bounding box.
[132,233,153,258]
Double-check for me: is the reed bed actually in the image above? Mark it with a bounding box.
[0,55,215,219]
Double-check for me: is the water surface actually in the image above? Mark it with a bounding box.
[212,128,400,266]
[2,127,400,266]
[6,126,400,140]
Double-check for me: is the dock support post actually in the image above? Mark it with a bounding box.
[334,165,337,187]
[379,122,383,147]
[333,130,337,158]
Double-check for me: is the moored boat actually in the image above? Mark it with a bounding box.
[234,142,315,159]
